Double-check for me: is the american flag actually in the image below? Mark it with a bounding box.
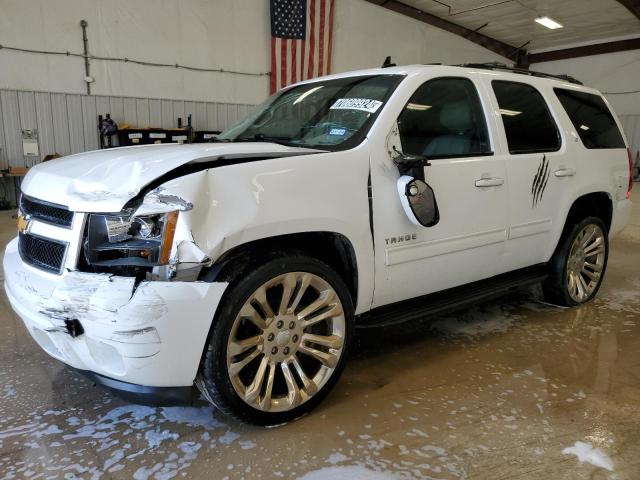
[270,0,335,94]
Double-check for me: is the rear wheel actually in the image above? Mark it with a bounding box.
[198,255,353,425]
[543,216,608,307]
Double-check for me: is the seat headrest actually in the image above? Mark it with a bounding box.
[440,101,472,132]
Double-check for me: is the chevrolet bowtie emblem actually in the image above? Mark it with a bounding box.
[17,213,31,234]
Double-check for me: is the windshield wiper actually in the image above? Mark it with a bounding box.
[233,133,295,146]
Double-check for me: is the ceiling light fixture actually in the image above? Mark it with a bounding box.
[535,16,563,30]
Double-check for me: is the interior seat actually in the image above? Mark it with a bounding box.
[423,101,474,156]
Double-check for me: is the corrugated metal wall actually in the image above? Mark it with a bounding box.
[0,89,254,170]
[621,115,640,155]
[621,115,640,180]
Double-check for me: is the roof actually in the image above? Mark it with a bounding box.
[292,64,600,93]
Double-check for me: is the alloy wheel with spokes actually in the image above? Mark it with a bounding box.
[199,255,353,424]
[543,216,609,307]
[226,271,346,413]
[566,223,606,303]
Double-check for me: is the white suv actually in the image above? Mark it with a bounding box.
[4,64,633,424]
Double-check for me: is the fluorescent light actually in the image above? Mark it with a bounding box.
[535,16,563,29]
[580,125,590,131]
[499,108,522,117]
[406,102,431,111]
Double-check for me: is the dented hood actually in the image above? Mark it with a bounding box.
[21,142,318,212]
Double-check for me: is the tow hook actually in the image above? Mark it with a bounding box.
[64,319,85,338]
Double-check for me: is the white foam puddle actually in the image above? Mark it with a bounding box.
[562,441,614,472]
[0,401,238,480]
[298,465,397,480]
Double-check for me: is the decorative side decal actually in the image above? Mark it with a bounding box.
[531,155,550,208]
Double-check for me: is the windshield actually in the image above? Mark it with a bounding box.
[218,74,404,150]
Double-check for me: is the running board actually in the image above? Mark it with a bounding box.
[356,264,548,329]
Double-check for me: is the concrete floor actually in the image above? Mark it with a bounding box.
[1,189,639,480]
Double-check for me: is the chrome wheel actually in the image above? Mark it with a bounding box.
[226,272,346,413]
[566,223,606,303]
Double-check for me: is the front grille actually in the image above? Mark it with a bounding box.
[18,233,68,274]
[20,195,74,227]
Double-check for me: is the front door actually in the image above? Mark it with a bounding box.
[370,75,509,308]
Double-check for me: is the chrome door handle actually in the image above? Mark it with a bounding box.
[554,168,576,177]
[475,177,504,187]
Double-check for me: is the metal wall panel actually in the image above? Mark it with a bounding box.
[149,99,162,127]
[195,102,207,131]
[0,88,254,171]
[1,91,23,167]
[207,103,219,131]
[172,100,185,127]
[136,98,150,128]
[51,93,71,156]
[123,97,137,126]
[216,104,228,131]
[161,100,174,129]
[621,115,640,155]
[0,94,7,168]
[66,95,85,154]
[17,92,37,138]
[184,101,196,127]
[81,96,99,152]
[35,92,56,159]
[108,97,124,124]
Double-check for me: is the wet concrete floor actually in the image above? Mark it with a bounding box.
[1,189,639,480]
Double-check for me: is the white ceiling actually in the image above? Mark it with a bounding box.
[403,0,640,50]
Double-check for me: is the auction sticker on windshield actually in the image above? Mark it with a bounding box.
[330,98,383,113]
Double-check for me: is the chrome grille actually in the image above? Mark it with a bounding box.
[18,233,68,275]
[20,195,74,228]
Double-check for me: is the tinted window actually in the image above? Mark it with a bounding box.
[554,88,625,149]
[492,81,560,154]
[398,77,491,158]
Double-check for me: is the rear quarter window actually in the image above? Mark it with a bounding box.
[554,88,625,149]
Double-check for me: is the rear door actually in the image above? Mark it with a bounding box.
[486,80,568,270]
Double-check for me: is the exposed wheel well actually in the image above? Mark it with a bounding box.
[565,192,612,233]
[200,232,359,307]
[555,192,612,254]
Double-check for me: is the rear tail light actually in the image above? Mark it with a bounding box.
[627,147,634,200]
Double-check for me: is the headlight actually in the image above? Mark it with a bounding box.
[85,210,179,267]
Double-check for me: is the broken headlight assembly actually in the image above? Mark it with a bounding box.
[84,209,179,268]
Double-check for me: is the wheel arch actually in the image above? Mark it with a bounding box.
[200,231,359,309]
[553,191,613,257]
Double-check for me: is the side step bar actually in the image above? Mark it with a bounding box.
[356,264,548,329]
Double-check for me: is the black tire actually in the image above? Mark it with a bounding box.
[198,254,354,425]
[542,216,609,307]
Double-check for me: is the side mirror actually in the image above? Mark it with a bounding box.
[397,175,439,227]
[393,151,431,172]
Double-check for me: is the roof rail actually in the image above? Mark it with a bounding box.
[458,62,583,85]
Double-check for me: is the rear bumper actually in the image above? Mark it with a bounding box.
[3,237,228,387]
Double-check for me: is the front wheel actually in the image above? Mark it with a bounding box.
[543,216,609,307]
[198,255,353,425]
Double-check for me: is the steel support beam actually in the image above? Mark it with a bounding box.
[616,0,640,21]
[528,38,640,64]
[364,0,523,62]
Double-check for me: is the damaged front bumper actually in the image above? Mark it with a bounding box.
[3,237,228,390]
